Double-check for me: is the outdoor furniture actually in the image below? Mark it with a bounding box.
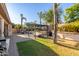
[0,39,7,56]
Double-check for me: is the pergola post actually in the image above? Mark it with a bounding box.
[0,19,5,39]
[8,24,12,37]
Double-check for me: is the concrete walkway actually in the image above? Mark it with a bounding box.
[8,34,33,56]
[58,32,79,41]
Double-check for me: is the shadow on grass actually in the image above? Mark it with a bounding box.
[75,42,79,47]
[17,40,58,56]
[57,42,79,50]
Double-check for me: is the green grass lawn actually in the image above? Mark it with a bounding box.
[16,38,79,56]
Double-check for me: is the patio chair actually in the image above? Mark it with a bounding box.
[0,39,7,56]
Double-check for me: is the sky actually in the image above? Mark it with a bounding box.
[60,3,73,22]
[6,3,73,24]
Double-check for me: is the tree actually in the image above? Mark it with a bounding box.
[39,9,54,37]
[37,11,43,25]
[41,6,62,28]
[12,23,15,28]
[42,9,54,25]
[53,3,60,43]
[20,14,27,30]
[37,4,62,42]
[14,24,21,29]
[64,4,79,23]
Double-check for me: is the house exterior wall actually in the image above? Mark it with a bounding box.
[0,3,12,39]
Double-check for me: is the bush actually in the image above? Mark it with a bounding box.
[58,20,79,32]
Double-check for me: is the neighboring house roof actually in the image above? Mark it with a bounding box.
[0,3,12,24]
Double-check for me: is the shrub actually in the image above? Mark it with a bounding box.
[58,20,79,32]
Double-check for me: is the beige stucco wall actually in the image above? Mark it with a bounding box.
[0,3,12,39]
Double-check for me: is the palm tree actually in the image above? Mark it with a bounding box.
[20,14,27,32]
[53,3,59,43]
[37,4,62,42]
[37,11,43,26]
[42,9,54,25]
